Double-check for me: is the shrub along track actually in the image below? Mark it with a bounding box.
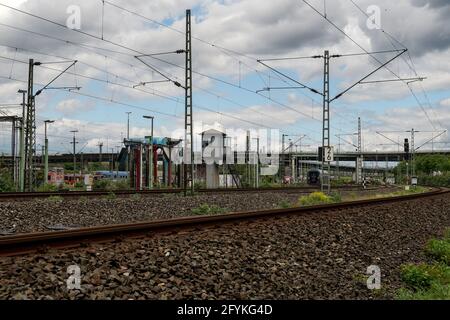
[0,188,449,299]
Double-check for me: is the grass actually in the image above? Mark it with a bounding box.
[297,192,342,207]
[78,196,89,204]
[47,195,63,202]
[396,228,450,300]
[191,204,226,215]
[341,186,430,202]
[104,192,117,200]
[425,237,450,265]
[278,200,292,209]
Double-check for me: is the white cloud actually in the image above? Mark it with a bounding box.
[55,99,95,115]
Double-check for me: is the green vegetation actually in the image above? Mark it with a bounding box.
[191,204,226,215]
[426,238,450,265]
[297,191,342,206]
[397,229,450,300]
[331,177,354,186]
[278,200,292,209]
[394,155,450,187]
[37,183,58,192]
[47,195,63,202]
[78,196,89,204]
[0,166,14,192]
[93,179,131,191]
[104,192,117,200]
[419,173,450,187]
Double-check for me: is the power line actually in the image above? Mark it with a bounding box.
[0,23,316,135]
[348,0,444,130]
[301,0,439,130]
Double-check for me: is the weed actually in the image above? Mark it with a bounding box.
[396,230,450,300]
[104,192,117,200]
[425,238,450,265]
[78,196,89,204]
[297,192,341,206]
[47,195,63,202]
[278,200,291,209]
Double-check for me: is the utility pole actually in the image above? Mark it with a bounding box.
[24,59,36,191]
[116,145,121,177]
[321,50,331,194]
[356,117,363,185]
[44,120,54,184]
[125,112,132,178]
[184,9,194,196]
[24,58,78,191]
[98,142,103,162]
[411,128,415,181]
[252,137,260,188]
[143,115,154,190]
[258,48,408,193]
[70,130,78,183]
[18,89,26,192]
[126,112,132,140]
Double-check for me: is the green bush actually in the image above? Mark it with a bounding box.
[37,183,58,192]
[93,179,109,190]
[94,179,130,191]
[397,229,450,300]
[426,238,450,265]
[191,204,226,215]
[297,192,341,206]
[0,169,14,192]
[278,200,291,209]
[400,264,434,290]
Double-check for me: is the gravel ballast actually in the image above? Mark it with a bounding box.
[0,188,397,234]
[0,192,449,300]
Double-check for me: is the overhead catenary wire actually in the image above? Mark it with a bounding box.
[0,2,359,139]
[348,0,444,130]
[301,0,439,131]
[0,22,313,132]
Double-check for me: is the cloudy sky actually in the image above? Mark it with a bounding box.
[0,0,448,154]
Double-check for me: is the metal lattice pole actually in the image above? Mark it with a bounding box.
[321,50,331,194]
[25,59,36,191]
[184,9,194,195]
[357,117,363,184]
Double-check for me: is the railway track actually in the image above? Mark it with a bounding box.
[0,187,447,257]
[0,184,369,201]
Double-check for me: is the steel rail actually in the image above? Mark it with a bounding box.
[0,187,447,257]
